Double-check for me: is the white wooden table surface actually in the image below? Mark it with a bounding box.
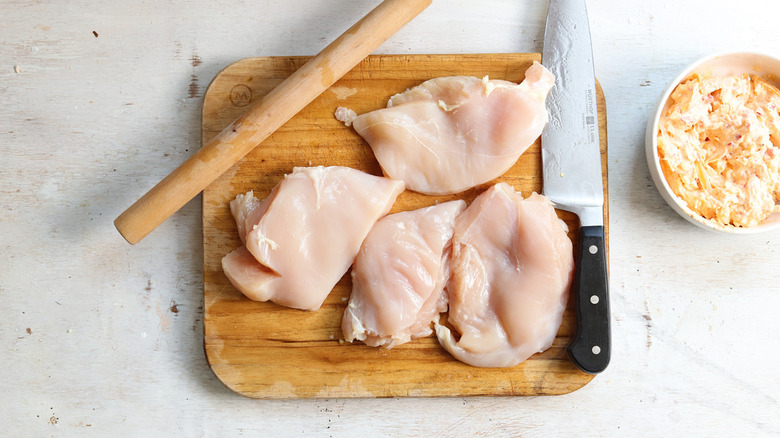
[2,0,779,436]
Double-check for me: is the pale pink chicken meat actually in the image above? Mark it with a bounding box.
[435,183,574,367]
[221,166,404,311]
[337,62,554,195]
[343,200,466,348]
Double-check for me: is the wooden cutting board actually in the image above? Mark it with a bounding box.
[202,54,608,399]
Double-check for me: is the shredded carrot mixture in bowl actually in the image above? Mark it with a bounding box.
[646,51,780,233]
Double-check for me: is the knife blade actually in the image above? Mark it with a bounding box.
[541,0,610,374]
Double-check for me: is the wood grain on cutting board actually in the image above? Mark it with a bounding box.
[202,54,608,399]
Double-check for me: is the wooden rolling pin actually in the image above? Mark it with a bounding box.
[115,0,432,244]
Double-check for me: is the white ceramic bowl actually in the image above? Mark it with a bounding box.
[645,51,780,234]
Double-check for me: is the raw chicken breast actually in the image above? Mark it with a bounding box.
[343,200,467,348]
[229,190,269,244]
[435,183,573,367]
[338,62,554,195]
[222,245,281,298]
[221,166,404,311]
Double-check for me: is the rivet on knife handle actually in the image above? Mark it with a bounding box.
[567,225,610,374]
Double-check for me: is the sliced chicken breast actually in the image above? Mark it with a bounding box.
[222,166,404,311]
[338,62,554,195]
[343,200,466,348]
[435,183,573,367]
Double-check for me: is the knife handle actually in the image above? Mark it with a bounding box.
[567,225,611,374]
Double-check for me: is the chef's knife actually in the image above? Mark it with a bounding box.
[541,0,610,374]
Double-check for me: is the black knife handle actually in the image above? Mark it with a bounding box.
[566,225,611,374]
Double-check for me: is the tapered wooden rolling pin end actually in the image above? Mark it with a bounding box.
[115,0,432,245]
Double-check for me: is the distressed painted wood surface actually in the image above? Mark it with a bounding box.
[201,54,607,398]
[2,0,780,436]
